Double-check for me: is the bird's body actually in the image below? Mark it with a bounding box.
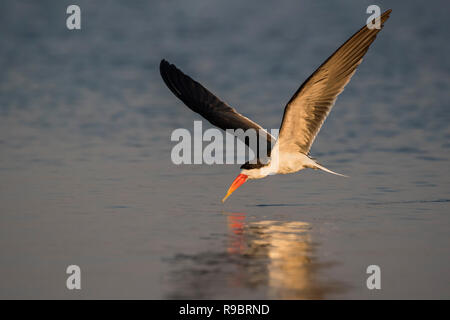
[242,146,314,178]
[160,10,392,202]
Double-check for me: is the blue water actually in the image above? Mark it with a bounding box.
[0,0,449,299]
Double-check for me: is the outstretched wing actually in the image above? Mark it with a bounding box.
[160,60,275,156]
[277,9,391,155]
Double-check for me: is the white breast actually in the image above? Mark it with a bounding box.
[275,152,313,174]
[269,142,315,175]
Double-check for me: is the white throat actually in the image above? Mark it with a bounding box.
[241,162,278,180]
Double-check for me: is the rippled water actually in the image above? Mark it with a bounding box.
[0,0,449,299]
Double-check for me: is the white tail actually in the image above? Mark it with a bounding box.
[313,161,349,178]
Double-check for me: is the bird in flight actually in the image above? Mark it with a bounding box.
[160,9,391,202]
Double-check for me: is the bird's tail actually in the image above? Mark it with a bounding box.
[312,161,349,178]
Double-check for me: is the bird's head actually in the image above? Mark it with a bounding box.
[221,161,270,202]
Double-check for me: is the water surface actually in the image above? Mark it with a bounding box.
[0,0,449,299]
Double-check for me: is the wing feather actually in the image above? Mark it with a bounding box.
[278,9,392,154]
[160,60,275,156]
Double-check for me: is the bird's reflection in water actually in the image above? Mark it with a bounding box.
[166,212,345,299]
[227,213,331,299]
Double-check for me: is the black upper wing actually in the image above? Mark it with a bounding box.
[160,59,275,158]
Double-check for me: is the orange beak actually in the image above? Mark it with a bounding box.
[222,174,248,203]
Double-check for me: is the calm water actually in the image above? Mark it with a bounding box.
[0,0,449,299]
